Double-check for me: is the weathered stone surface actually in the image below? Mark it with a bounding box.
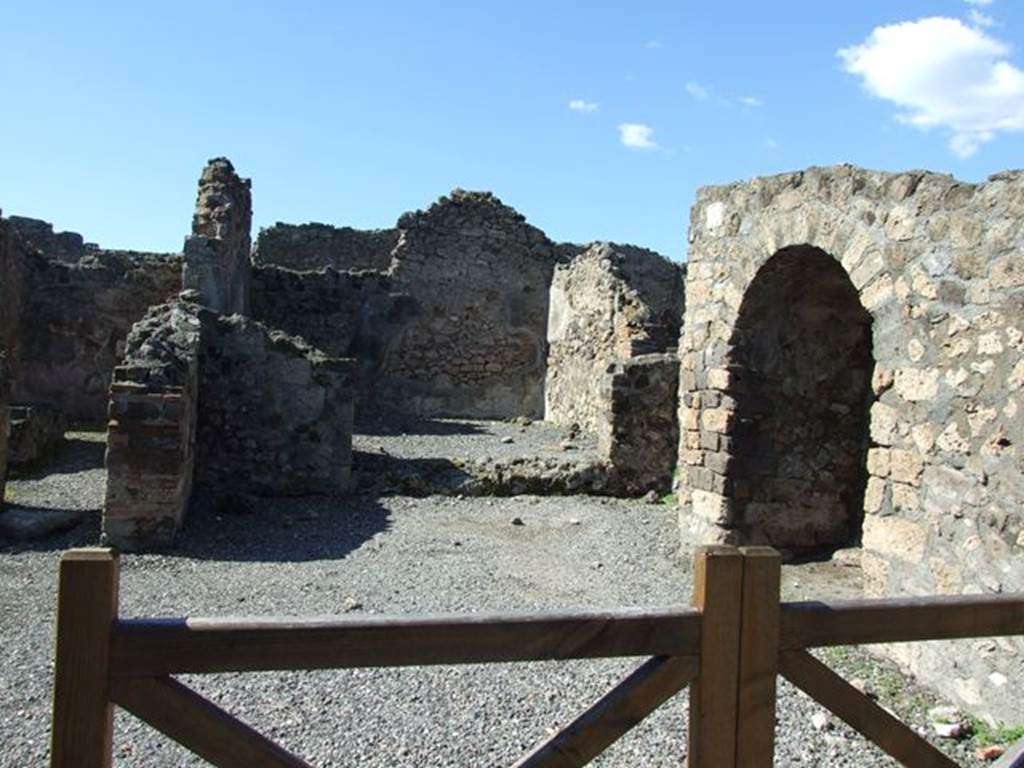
[250,266,402,405]
[545,242,684,434]
[678,164,1024,722]
[193,312,354,497]
[103,300,202,550]
[598,354,680,493]
[0,351,8,513]
[2,211,183,421]
[182,158,252,315]
[377,190,559,418]
[7,215,87,262]
[7,405,66,468]
[255,222,398,272]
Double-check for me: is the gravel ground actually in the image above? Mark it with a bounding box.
[0,434,993,766]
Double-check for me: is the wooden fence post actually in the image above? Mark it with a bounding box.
[735,547,782,768]
[51,548,120,768]
[688,545,744,768]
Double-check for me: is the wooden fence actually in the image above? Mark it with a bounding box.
[50,545,1024,768]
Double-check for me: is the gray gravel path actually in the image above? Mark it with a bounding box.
[0,436,989,767]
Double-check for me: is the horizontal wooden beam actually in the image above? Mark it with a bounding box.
[110,676,312,768]
[513,655,698,768]
[111,608,701,676]
[780,594,1024,649]
[780,650,959,768]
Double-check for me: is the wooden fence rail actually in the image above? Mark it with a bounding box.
[50,546,1024,768]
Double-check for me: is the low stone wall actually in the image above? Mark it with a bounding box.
[183,158,252,315]
[194,313,354,496]
[255,222,398,272]
[546,242,685,433]
[597,353,680,494]
[103,301,201,550]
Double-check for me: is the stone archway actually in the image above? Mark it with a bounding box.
[727,245,874,551]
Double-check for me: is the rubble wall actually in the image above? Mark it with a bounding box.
[0,352,8,511]
[7,215,87,262]
[103,301,201,550]
[546,242,684,433]
[255,222,398,272]
[249,265,405,406]
[678,165,1024,721]
[598,353,680,494]
[0,216,25,376]
[14,248,182,421]
[183,158,252,315]
[378,190,558,418]
[193,313,354,496]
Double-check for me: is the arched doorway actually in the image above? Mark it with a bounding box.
[728,245,873,552]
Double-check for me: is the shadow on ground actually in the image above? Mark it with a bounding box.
[8,436,106,480]
[354,416,490,437]
[167,493,392,563]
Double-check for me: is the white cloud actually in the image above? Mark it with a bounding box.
[568,99,599,113]
[968,8,995,27]
[618,123,659,150]
[741,96,764,107]
[685,81,711,101]
[839,16,1024,157]
[964,0,993,6]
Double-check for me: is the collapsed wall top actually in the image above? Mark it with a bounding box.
[183,158,253,316]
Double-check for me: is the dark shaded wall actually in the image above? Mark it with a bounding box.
[255,222,398,272]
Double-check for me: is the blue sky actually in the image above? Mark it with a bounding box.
[1,1,1021,261]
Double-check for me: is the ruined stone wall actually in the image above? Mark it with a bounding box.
[104,301,201,550]
[183,158,252,315]
[0,217,24,375]
[546,242,685,432]
[678,165,1024,721]
[0,351,9,511]
[250,265,406,405]
[378,190,558,418]
[15,248,182,421]
[193,313,354,496]
[7,216,88,262]
[255,222,398,272]
[598,353,680,494]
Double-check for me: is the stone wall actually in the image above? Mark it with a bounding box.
[0,215,24,376]
[7,215,88,262]
[0,351,9,512]
[193,312,354,496]
[183,158,252,315]
[677,164,1024,722]
[15,248,182,421]
[8,406,67,468]
[598,353,680,493]
[250,265,406,405]
[104,301,201,550]
[378,190,558,418]
[255,222,398,272]
[546,242,685,433]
